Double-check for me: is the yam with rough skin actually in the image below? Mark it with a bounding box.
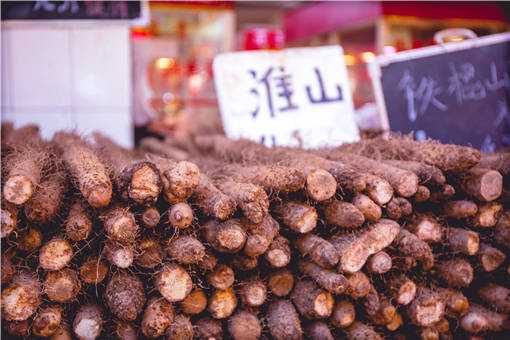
[180,288,207,315]
[156,264,193,302]
[79,257,108,285]
[274,201,318,233]
[101,205,139,245]
[477,243,506,272]
[73,304,103,340]
[460,304,510,333]
[299,260,347,295]
[265,235,291,268]
[141,206,160,228]
[306,321,334,340]
[291,280,334,319]
[32,305,62,337]
[478,283,510,313]
[136,237,165,269]
[460,167,503,202]
[168,202,194,229]
[64,200,93,241]
[202,219,247,253]
[240,279,267,307]
[215,180,269,223]
[194,174,236,220]
[407,287,445,327]
[44,269,81,303]
[241,214,279,257]
[295,233,339,269]
[228,310,262,340]
[195,317,223,340]
[323,199,365,228]
[104,241,134,269]
[1,200,17,238]
[268,269,295,297]
[331,299,356,328]
[39,238,73,271]
[166,315,193,340]
[1,271,41,321]
[105,273,146,322]
[267,300,303,340]
[166,235,205,265]
[141,297,175,338]
[208,287,237,319]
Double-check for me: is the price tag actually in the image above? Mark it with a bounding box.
[213,45,359,148]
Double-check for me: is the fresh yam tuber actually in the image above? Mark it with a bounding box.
[44,268,81,303]
[51,323,73,340]
[389,274,417,305]
[291,280,334,319]
[146,154,200,204]
[101,205,139,244]
[194,174,236,220]
[477,242,506,272]
[202,219,247,253]
[367,251,392,274]
[406,214,443,244]
[363,174,394,206]
[352,193,382,222]
[197,249,218,272]
[414,185,431,202]
[242,214,279,257]
[478,284,510,313]
[303,168,338,202]
[79,256,108,285]
[64,200,93,241]
[430,184,456,202]
[39,237,73,271]
[1,200,17,238]
[195,317,223,340]
[472,202,503,228]
[180,287,207,315]
[331,219,400,273]
[141,206,160,228]
[32,304,62,337]
[139,137,190,161]
[437,258,474,288]
[114,321,138,340]
[306,321,334,340]
[1,253,15,286]
[346,321,382,340]
[166,314,193,340]
[267,300,303,340]
[4,320,30,337]
[73,304,103,340]
[104,241,134,269]
[385,197,413,220]
[295,233,339,268]
[363,285,396,325]
[437,287,470,318]
[330,299,356,328]
[240,278,267,307]
[1,271,41,321]
[394,229,434,270]
[443,200,478,219]
[215,180,269,223]
[268,269,295,297]
[460,304,510,333]
[298,260,347,295]
[208,287,237,319]
[18,227,43,253]
[386,312,404,332]
[265,235,291,268]
[166,235,205,265]
[141,297,174,338]
[444,227,479,255]
[274,201,318,233]
[105,272,146,322]
[408,287,446,327]
[495,211,510,247]
[460,167,503,202]
[233,253,259,271]
[383,160,446,186]
[156,264,193,302]
[136,237,164,269]
[168,202,194,229]
[207,264,235,290]
[24,168,67,224]
[323,199,365,228]
[54,132,112,208]
[228,310,262,340]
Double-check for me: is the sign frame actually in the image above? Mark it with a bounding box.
[368,31,510,132]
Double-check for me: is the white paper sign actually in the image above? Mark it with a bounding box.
[213,45,359,148]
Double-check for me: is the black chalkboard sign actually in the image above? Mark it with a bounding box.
[370,32,510,152]
[1,1,142,21]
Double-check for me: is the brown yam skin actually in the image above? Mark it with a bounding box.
[141,206,161,228]
[265,235,291,268]
[352,193,382,222]
[408,287,446,327]
[443,200,478,219]
[73,304,103,340]
[39,238,73,271]
[323,199,365,228]
[295,233,339,268]
[304,168,338,202]
[477,243,506,272]
[166,314,194,340]
[54,132,112,208]
[472,202,503,228]
[4,320,30,337]
[291,280,334,319]
[437,258,474,288]
[18,227,43,252]
[1,200,18,238]
[197,249,218,272]
[32,304,62,337]
[242,214,279,257]
[141,297,175,338]
[105,273,146,322]
[102,205,139,245]
[136,237,165,269]
[228,310,262,340]
[195,317,223,340]
[331,219,400,273]
[208,287,237,319]
[362,285,396,325]
[232,254,258,271]
[367,251,392,274]
[363,174,394,206]
[51,323,73,340]
[202,219,247,253]
[104,241,134,269]
[445,227,480,255]
[347,321,382,340]
[65,200,93,241]
[383,160,446,186]
[168,203,194,229]
[139,137,190,161]
[478,284,510,313]
[385,197,413,220]
[394,229,434,270]
[495,211,510,247]
[389,274,417,305]
[461,167,503,202]
[460,304,510,333]
[156,264,193,302]
[406,214,443,244]
[268,269,295,297]
[114,321,138,340]
[274,201,318,233]
[216,180,269,223]
[79,257,108,285]
[194,174,236,220]
[167,235,205,265]
[240,279,267,307]
[180,288,207,315]
[267,300,303,340]
[24,169,67,224]
[44,269,81,303]
[1,254,15,286]
[437,287,470,318]
[331,299,356,328]
[414,185,431,202]
[1,271,41,321]
[299,260,347,295]
[307,321,334,340]
[207,264,235,290]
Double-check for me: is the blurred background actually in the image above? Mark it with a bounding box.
[2,1,509,147]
